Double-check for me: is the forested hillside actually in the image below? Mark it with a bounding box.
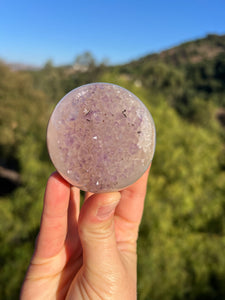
[0,34,225,299]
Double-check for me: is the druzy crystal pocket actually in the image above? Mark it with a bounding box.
[47,83,156,193]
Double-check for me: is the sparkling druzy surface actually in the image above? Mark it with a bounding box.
[47,83,156,193]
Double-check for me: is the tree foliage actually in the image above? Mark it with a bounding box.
[0,35,225,299]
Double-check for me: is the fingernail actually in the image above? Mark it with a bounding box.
[96,201,119,220]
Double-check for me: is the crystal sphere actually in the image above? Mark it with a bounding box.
[47,83,156,193]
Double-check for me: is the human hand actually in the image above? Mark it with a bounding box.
[20,167,150,300]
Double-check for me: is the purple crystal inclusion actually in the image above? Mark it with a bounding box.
[47,83,156,193]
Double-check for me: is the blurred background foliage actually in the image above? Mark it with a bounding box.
[0,34,225,299]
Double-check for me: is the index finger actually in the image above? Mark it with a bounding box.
[34,172,71,259]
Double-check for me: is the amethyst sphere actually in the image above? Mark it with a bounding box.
[47,83,156,193]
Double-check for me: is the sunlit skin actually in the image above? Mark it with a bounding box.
[20,167,150,300]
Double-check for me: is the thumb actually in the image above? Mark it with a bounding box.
[78,192,121,273]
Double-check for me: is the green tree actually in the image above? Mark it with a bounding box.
[74,51,96,69]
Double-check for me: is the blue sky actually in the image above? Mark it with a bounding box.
[0,0,225,66]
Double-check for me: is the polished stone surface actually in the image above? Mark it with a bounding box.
[47,83,156,192]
